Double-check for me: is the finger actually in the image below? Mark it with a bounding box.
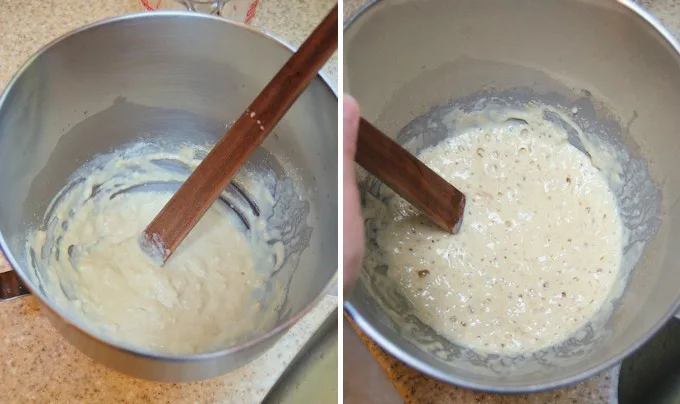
[343,94,364,293]
[343,94,360,159]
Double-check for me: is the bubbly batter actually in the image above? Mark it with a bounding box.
[27,144,284,354]
[367,109,623,355]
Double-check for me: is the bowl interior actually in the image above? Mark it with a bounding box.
[345,0,680,391]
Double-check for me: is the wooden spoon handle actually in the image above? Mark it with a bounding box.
[355,118,466,233]
[140,4,338,264]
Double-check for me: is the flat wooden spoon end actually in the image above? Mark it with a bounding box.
[356,117,467,236]
[138,230,170,266]
[449,194,466,234]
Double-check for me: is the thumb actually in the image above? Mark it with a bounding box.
[343,94,360,160]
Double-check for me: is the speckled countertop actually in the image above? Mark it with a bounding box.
[0,0,337,402]
[343,0,680,403]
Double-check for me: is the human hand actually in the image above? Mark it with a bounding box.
[343,95,364,294]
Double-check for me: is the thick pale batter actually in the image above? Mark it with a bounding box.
[367,109,623,355]
[27,144,284,354]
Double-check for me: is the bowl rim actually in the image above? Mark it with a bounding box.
[0,10,338,363]
[343,0,680,393]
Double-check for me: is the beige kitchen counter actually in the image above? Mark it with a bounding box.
[342,0,678,403]
[0,0,337,402]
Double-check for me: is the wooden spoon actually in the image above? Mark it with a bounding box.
[139,4,338,264]
[355,118,466,233]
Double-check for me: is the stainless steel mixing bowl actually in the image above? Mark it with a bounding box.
[344,0,680,392]
[0,12,337,382]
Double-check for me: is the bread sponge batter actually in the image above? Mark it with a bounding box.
[366,107,623,355]
[27,144,284,354]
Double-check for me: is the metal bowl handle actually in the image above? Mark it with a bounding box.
[0,270,29,301]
